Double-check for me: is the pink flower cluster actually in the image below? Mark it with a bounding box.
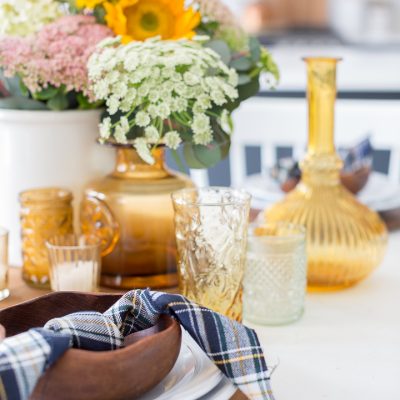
[0,15,113,97]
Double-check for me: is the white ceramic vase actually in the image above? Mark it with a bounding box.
[0,109,115,265]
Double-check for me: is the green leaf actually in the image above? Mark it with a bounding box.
[211,119,231,160]
[33,86,59,101]
[77,93,103,110]
[230,57,252,72]
[205,40,231,65]
[196,21,220,36]
[93,5,106,24]
[238,77,260,101]
[192,143,222,168]
[260,47,280,82]
[47,92,69,110]
[2,75,25,97]
[0,97,47,110]
[19,80,29,97]
[238,74,251,85]
[249,36,261,63]
[171,149,186,174]
[183,144,207,169]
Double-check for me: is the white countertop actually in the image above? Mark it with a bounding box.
[250,231,400,400]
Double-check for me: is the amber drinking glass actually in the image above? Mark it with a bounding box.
[244,223,307,325]
[81,146,194,289]
[46,235,101,292]
[0,227,9,300]
[20,188,73,288]
[265,58,387,290]
[172,187,251,321]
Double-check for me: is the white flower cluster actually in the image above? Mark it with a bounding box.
[0,0,63,37]
[88,37,239,164]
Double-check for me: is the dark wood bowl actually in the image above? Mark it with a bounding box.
[0,292,181,400]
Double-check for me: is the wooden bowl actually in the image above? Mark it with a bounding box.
[280,166,371,195]
[340,166,371,194]
[0,292,181,400]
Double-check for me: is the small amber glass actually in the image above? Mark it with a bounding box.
[20,188,73,288]
[172,187,251,322]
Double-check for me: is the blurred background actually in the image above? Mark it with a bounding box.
[169,0,400,189]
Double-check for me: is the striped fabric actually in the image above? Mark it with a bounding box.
[0,290,275,400]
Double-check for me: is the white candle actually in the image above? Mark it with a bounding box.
[51,261,99,292]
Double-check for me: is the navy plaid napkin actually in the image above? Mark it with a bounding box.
[0,290,274,400]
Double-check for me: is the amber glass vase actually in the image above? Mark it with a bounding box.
[81,146,194,289]
[265,58,387,290]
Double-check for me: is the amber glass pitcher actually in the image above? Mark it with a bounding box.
[265,58,387,290]
[81,146,194,289]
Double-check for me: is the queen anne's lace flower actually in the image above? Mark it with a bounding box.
[89,37,238,162]
[134,138,155,165]
[163,131,182,150]
[0,0,63,37]
[99,117,112,140]
[145,126,160,143]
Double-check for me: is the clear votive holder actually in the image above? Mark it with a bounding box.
[172,187,251,322]
[0,228,9,300]
[46,235,101,292]
[244,222,307,325]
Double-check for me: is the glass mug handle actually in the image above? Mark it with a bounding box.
[80,196,120,257]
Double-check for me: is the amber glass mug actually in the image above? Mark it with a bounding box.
[20,188,73,288]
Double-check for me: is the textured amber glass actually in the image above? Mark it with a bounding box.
[265,58,388,290]
[81,147,194,289]
[172,188,251,322]
[20,188,73,288]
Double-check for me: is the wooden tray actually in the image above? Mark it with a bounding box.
[0,292,181,400]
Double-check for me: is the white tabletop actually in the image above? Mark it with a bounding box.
[248,231,400,400]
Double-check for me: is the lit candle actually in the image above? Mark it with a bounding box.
[51,261,99,292]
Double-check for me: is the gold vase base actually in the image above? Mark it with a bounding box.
[101,272,179,290]
[307,279,363,293]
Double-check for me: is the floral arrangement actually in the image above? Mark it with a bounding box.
[0,0,279,167]
[0,15,113,110]
[78,0,278,167]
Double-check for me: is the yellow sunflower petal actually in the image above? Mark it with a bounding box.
[104,2,129,35]
[76,0,104,9]
[173,8,201,39]
[158,0,185,15]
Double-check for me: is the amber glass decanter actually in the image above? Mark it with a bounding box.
[81,146,194,289]
[265,58,387,290]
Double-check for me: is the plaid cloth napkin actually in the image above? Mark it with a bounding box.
[0,290,274,400]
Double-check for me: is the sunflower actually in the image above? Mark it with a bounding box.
[101,0,201,43]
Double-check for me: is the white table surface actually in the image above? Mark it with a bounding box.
[247,231,400,400]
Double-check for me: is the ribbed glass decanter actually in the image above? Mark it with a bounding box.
[265,57,388,290]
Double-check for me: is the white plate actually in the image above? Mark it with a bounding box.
[139,330,223,400]
[196,376,237,400]
[243,172,400,212]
